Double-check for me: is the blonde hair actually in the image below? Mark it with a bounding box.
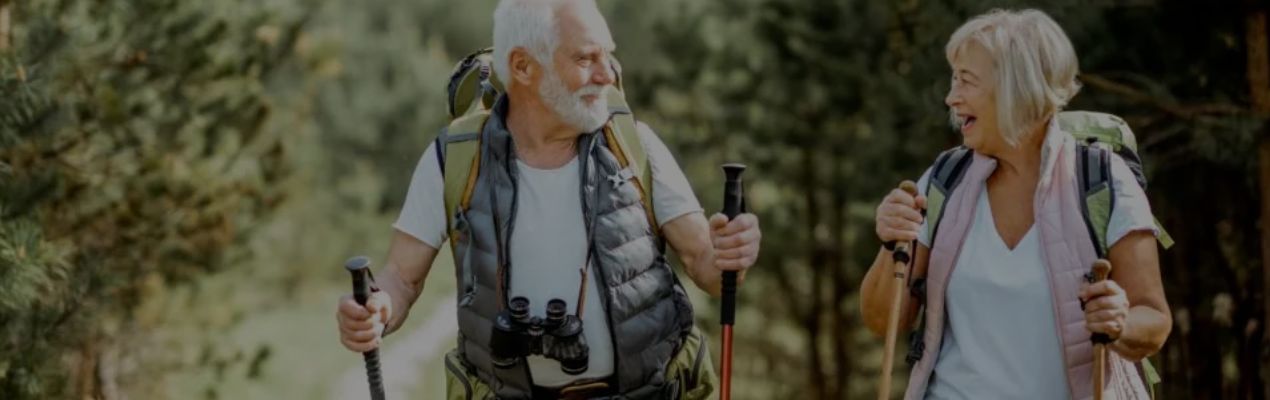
[946,9,1082,146]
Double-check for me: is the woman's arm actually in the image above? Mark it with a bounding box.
[1082,230,1171,361]
[861,244,929,337]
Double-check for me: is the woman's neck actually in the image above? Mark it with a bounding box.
[988,119,1049,181]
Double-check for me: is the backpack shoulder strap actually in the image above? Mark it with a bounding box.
[1077,143,1115,259]
[600,86,658,237]
[904,146,972,365]
[1076,143,1175,258]
[440,112,488,252]
[924,146,974,246]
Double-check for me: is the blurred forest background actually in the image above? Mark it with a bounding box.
[1,0,1267,399]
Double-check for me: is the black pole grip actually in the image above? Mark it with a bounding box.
[881,181,922,265]
[721,164,746,326]
[346,256,387,400]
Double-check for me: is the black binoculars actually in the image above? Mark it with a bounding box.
[490,297,589,375]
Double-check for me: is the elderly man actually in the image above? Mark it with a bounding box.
[334,0,762,398]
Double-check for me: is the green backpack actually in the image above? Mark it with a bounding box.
[914,110,1171,396]
[923,111,1174,256]
[436,48,657,256]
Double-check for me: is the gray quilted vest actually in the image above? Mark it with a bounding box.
[443,97,695,399]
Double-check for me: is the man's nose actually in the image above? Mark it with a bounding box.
[591,60,614,86]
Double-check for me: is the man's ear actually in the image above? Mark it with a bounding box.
[508,47,539,86]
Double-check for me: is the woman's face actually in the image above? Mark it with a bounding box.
[945,43,1001,152]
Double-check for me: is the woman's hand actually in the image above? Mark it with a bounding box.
[875,187,927,243]
[1081,280,1131,341]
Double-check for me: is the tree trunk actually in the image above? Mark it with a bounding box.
[801,147,828,399]
[1245,6,1270,400]
[76,340,99,399]
[1261,131,1270,400]
[830,159,851,399]
[0,0,11,52]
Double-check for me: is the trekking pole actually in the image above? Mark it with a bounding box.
[719,163,746,400]
[345,256,387,400]
[1090,259,1113,400]
[879,180,919,400]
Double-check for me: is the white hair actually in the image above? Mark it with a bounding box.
[946,9,1082,146]
[492,0,565,81]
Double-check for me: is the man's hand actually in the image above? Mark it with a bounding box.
[337,291,393,353]
[708,212,761,274]
[664,211,762,296]
[334,231,439,352]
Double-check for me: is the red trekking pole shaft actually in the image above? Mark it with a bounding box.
[720,163,746,400]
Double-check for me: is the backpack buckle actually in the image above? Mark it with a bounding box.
[607,167,635,188]
[906,329,926,365]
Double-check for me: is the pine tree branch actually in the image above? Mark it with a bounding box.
[1080,73,1247,118]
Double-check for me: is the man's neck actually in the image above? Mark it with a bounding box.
[505,89,580,170]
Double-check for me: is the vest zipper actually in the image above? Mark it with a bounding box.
[500,138,534,387]
[580,135,623,391]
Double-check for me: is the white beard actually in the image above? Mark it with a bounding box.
[539,70,610,133]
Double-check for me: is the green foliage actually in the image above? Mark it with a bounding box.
[624,0,1265,398]
[0,0,312,396]
[305,0,499,214]
[1,0,1265,398]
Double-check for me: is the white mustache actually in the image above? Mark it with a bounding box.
[575,85,606,98]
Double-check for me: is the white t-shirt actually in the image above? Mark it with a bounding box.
[393,124,703,387]
[915,152,1157,400]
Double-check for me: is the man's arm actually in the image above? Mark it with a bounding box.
[662,212,722,296]
[337,229,438,352]
[634,121,760,297]
[379,229,439,335]
[661,212,760,297]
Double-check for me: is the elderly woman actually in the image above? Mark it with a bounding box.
[859,9,1170,400]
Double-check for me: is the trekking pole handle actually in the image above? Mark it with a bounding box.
[887,181,920,265]
[346,256,387,400]
[1089,259,1113,344]
[879,180,919,400]
[1089,259,1112,400]
[721,163,746,325]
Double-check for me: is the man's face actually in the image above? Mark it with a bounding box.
[536,1,616,133]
